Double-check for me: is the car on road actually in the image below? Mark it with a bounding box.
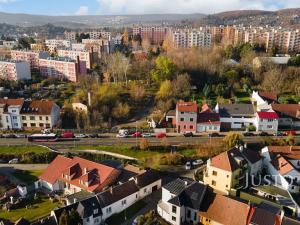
[183,132,194,137]
[258,132,270,136]
[243,132,255,137]
[89,134,99,138]
[116,134,128,138]
[15,134,27,138]
[8,158,19,164]
[61,131,75,138]
[185,162,192,170]
[75,134,88,138]
[132,132,142,138]
[156,132,166,139]
[274,131,284,136]
[208,133,220,137]
[192,159,204,166]
[285,130,297,136]
[142,133,152,138]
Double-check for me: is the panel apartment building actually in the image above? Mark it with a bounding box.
[0,59,31,81]
[57,49,93,69]
[133,26,170,45]
[11,50,50,71]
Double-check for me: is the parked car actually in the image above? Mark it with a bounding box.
[274,131,284,137]
[156,132,166,139]
[183,132,193,137]
[61,131,75,138]
[192,159,204,166]
[185,162,192,170]
[132,132,142,138]
[89,134,99,138]
[142,133,152,138]
[4,134,17,138]
[208,133,220,137]
[116,134,128,138]
[285,130,297,136]
[75,134,88,138]
[243,132,255,137]
[8,158,19,164]
[259,132,269,136]
[15,134,27,138]
[118,129,129,136]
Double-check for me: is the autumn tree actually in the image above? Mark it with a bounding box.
[140,138,150,150]
[129,83,146,102]
[223,132,244,149]
[151,56,176,84]
[156,80,173,100]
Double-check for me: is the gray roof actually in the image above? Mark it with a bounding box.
[262,57,290,65]
[163,178,193,195]
[66,190,94,204]
[218,104,255,117]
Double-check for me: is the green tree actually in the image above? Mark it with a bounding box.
[68,209,81,225]
[172,73,191,99]
[223,132,244,149]
[156,80,173,100]
[151,56,176,84]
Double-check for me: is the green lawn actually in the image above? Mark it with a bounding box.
[72,145,197,159]
[235,90,251,103]
[12,170,43,185]
[106,200,146,225]
[0,194,60,222]
[0,146,48,154]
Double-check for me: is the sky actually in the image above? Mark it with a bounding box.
[0,0,299,16]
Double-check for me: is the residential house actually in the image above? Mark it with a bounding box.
[215,104,256,131]
[271,104,300,128]
[261,146,300,194]
[157,179,208,225]
[37,155,121,194]
[20,100,60,130]
[247,206,282,225]
[254,111,279,133]
[176,101,198,133]
[196,104,220,133]
[204,146,262,194]
[0,98,24,130]
[252,91,278,111]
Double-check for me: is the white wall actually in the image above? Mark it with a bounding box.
[220,117,256,129]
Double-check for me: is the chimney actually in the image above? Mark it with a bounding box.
[88,92,92,107]
[74,198,77,204]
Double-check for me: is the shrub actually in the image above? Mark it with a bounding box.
[140,138,149,150]
[247,125,256,132]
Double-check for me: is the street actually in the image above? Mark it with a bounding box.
[0,136,298,147]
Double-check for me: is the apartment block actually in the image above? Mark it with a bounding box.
[11,50,50,70]
[0,59,31,81]
[57,49,93,69]
[133,26,170,45]
[39,57,87,82]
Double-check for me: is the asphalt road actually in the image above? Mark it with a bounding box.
[0,136,299,147]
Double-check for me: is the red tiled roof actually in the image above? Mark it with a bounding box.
[210,148,244,172]
[21,100,56,115]
[257,112,279,119]
[271,104,300,119]
[40,156,121,193]
[200,104,214,113]
[0,98,24,112]
[271,155,294,175]
[177,101,198,112]
[268,146,300,160]
[259,92,278,102]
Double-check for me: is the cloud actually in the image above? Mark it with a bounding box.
[75,6,89,15]
[96,0,300,14]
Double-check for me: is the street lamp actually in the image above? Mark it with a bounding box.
[124,202,127,223]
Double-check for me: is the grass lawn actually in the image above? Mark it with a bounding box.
[235,90,251,103]
[0,146,48,154]
[72,145,197,160]
[106,200,146,225]
[12,170,43,185]
[0,194,60,222]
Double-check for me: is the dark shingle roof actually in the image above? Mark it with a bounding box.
[218,104,255,117]
[282,216,300,225]
[241,147,262,164]
[31,216,57,225]
[250,207,278,225]
[66,190,94,204]
[163,178,193,195]
[134,170,161,189]
[98,180,139,208]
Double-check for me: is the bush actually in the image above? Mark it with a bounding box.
[158,153,184,165]
[223,132,244,149]
[247,125,256,132]
[140,138,149,150]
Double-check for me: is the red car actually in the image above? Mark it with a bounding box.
[156,132,166,139]
[61,131,75,138]
[132,132,142,138]
[285,130,296,136]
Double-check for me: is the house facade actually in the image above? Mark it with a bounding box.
[271,104,300,129]
[176,101,198,133]
[254,111,279,133]
[0,98,24,130]
[0,60,31,81]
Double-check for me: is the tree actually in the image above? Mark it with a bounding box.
[261,68,285,93]
[140,138,149,150]
[151,56,176,84]
[112,102,130,120]
[68,209,81,225]
[172,74,191,99]
[156,80,173,100]
[223,132,244,148]
[129,83,146,102]
[58,210,69,225]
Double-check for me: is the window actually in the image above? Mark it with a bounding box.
[194,212,197,221]
[180,118,184,122]
[172,205,177,213]
[212,171,217,176]
[187,209,191,218]
[30,116,35,120]
[212,180,216,186]
[190,118,193,122]
[12,110,16,113]
[23,123,27,127]
[6,116,9,123]
[136,194,138,198]
[190,125,193,129]
[106,207,112,214]
[227,175,229,178]
[39,116,42,120]
[12,116,17,120]
[144,188,147,193]
[86,218,89,222]
[39,123,44,127]
[122,199,127,206]
[226,185,228,188]
[30,123,36,127]
[22,116,26,120]
[172,216,176,221]
[14,123,18,127]
[267,125,273,129]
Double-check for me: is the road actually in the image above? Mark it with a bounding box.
[0,136,298,147]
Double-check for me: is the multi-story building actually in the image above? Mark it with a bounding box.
[45,39,71,53]
[57,49,93,69]
[0,98,24,130]
[88,31,112,40]
[11,50,50,70]
[133,26,170,45]
[0,59,31,81]
[0,40,18,49]
[64,31,77,41]
[204,146,262,195]
[175,101,198,133]
[39,57,87,82]
[20,99,60,130]
[170,29,212,49]
[82,38,112,55]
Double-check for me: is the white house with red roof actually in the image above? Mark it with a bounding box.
[37,155,121,194]
[196,104,221,133]
[0,98,24,130]
[254,111,279,132]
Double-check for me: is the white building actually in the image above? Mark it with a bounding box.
[0,98,24,130]
[0,60,31,81]
[254,111,279,133]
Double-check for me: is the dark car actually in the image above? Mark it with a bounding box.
[208,133,220,137]
[243,132,255,137]
[89,134,99,138]
[259,132,269,136]
[274,131,284,137]
[183,132,194,137]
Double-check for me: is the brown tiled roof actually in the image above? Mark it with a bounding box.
[282,216,300,225]
[0,98,24,112]
[197,112,220,124]
[248,207,281,225]
[271,154,294,176]
[177,101,198,113]
[210,148,245,172]
[268,146,300,160]
[199,193,250,225]
[259,92,278,102]
[271,104,300,119]
[21,100,56,115]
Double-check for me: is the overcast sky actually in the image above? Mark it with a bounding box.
[0,0,299,15]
